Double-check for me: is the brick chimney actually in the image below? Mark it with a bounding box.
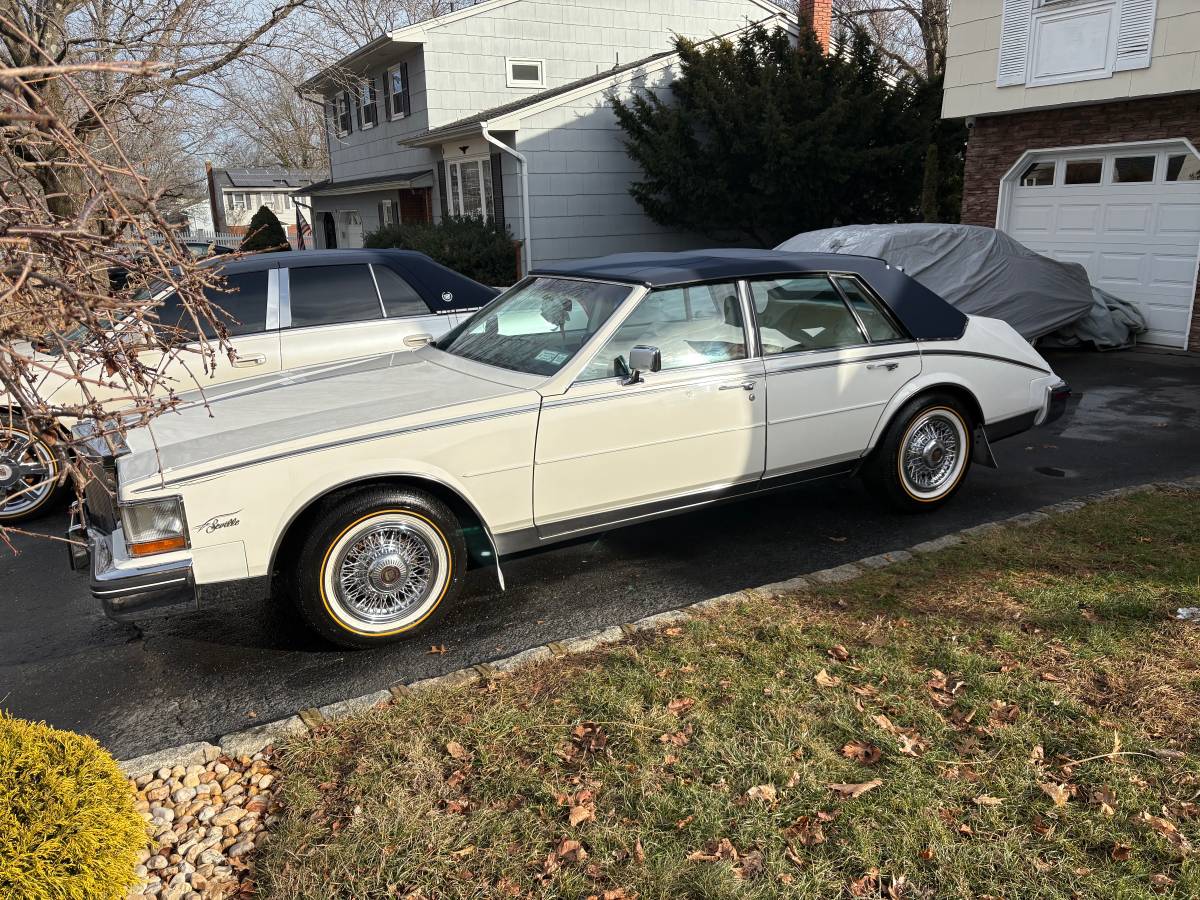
[797,0,832,53]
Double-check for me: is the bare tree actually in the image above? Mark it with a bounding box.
[0,0,310,217]
[832,0,948,81]
[0,19,247,536]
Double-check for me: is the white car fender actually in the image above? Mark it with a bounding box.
[863,367,981,455]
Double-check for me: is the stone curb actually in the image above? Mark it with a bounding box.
[119,476,1200,775]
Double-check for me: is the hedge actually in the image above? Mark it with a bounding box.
[364,216,519,285]
[0,713,146,899]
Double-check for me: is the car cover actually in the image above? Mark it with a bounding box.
[776,223,1145,349]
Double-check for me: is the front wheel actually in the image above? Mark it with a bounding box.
[293,488,466,648]
[863,394,973,513]
[0,416,66,524]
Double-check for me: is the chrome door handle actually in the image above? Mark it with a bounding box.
[866,362,899,371]
[403,332,434,348]
[231,354,267,368]
[719,381,756,391]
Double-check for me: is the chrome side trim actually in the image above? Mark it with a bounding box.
[278,267,292,328]
[766,349,921,377]
[920,349,1050,374]
[545,365,765,410]
[140,404,542,489]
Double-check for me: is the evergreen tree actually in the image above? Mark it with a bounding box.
[612,24,933,246]
[240,205,291,252]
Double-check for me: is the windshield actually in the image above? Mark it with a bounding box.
[439,277,634,376]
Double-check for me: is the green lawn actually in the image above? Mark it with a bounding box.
[258,490,1200,899]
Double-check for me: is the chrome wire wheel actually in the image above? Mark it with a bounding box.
[898,408,968,501]
[321,512,450,634]
[0,425,58,520]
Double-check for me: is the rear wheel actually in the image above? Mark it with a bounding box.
[864,394,973,513]
[0,417,66,523]
[293,488,466,648]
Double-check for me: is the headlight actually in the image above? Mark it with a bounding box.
[121,497,188,557]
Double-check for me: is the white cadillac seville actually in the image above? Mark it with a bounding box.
[69,250,1070,647]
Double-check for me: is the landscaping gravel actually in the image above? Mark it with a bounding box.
[125,749,280,899]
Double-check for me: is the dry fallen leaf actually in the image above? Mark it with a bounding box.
[1091,788,1117,818]
[1039,782,1071,808]
[746,784,777,804]
[784,816,826,846]
[428,644,449,655]
[446,740,469,760]
[814,668,842,688]
[569,805,593,827]
[687,837,739,863]
[973,794,1004,807]
[841,740,882,766]
[828,779,883,800]
[1111,844,1132,861]
[667,697,695,716]
[828,644,851,661]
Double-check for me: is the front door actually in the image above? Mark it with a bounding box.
[533,282,766,538]
[750,274,919,477]
[322,212,337,249]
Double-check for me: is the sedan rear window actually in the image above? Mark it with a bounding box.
[289,265,382,328]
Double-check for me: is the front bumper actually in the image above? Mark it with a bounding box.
[68,505,198,621]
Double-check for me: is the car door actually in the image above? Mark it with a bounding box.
[279,263,451,370]
[533,281,766,538]
[148,266,282,394]
[750,273,920,478]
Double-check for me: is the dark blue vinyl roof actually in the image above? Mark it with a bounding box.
[211,249,499,312]
[534,250,968,341]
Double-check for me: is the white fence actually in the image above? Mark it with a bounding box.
[176,229,308,251]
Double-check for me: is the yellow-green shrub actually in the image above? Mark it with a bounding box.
[0,712,146,899]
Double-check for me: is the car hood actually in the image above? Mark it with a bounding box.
[117,349,540,486]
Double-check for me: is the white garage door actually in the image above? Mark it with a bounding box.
[1003,142,1200,349]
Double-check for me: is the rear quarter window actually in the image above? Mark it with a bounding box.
[289,265,382,327]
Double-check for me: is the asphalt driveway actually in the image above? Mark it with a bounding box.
[1,348,1197,760]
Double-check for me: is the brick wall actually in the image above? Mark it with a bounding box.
[959,92,1200,350]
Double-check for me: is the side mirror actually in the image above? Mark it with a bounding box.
[623,345,661,385]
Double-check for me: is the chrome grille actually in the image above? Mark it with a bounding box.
[82,458,118,532]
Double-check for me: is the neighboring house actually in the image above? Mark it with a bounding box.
[205,165,316,240]
[297,0,812,269]
[177,199,214,236]
[942,0,1200,350]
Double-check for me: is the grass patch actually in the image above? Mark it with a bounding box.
[259,491,1200,899]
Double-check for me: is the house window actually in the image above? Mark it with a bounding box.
[1166,154,1200,182]
[356,79,378,130]
[446,158,495,221]
[1019,161,1055,186]
[1063,158,1102,185]
[387,63,411,119]
[228,191,247,210]
[1113,156,1156,183]
[335,91,353,135]
[506,58,544,88]
[378,198,399,227]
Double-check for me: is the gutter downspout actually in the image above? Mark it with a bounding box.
[480,121,533,275]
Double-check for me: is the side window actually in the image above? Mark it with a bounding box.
[288,265,382,328]
[832,276,904,342]
[203,271,269,338]
[579,282,745,381]
[372,265,429,318]
[751,275,866,354]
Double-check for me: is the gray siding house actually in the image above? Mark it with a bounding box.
[298,0,796,270]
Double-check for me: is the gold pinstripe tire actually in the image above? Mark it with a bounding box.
[294,488,466,648]
[864,393,973,513]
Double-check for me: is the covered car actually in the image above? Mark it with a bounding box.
[776,223,1145,348]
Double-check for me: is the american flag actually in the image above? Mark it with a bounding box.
[296,206,312,250]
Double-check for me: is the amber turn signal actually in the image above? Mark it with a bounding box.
[129,536,187,557]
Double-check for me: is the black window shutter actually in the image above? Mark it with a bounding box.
[437,161,449,220]
[401,63,411,117]
[490,152,505,228]
[342,90,352,133]
[354,84,363,128]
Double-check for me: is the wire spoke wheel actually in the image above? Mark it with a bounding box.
[0,426,58,518]
[898,408,968,501]
[321,512,449,634]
